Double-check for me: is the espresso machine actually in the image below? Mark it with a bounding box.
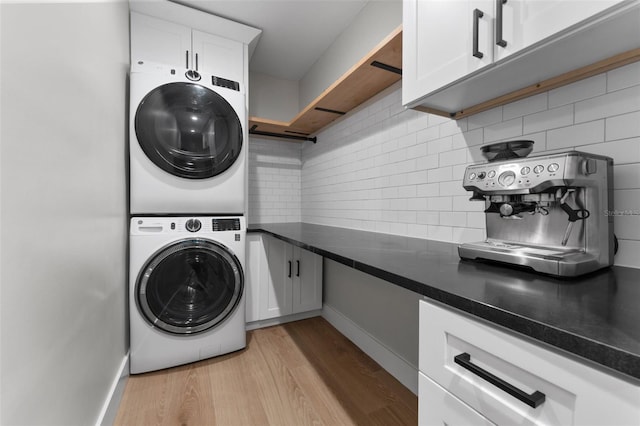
[458,141,614,277]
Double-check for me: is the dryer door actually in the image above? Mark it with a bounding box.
[135,82,243,179]
[136,238,244,335]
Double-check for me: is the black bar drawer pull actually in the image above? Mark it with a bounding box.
[454,353,546,408]
[496,0,508,48]
[472,8,484,58]
[288,261,292,278]
[296,260,300,277]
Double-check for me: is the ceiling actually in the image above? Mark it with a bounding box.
[174,0,370,81]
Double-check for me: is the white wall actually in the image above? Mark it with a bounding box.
[248,72,299,121]
[248,137,302,224]
[300,62,640,269]
[299,0,402,107]
[0,2,129,425]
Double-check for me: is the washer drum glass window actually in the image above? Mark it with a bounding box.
[136,239,244,335]
[135,82,243,179]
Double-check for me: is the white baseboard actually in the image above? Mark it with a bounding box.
[322,304,418,395]
[246,309,322,331]
[95,353,129,426]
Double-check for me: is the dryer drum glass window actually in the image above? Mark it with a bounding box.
[137,239,244,335]
[135,82,243,179]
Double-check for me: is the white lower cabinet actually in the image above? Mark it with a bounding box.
[419,300,640,426]
[246,233,322,323]
[419,372,494,426]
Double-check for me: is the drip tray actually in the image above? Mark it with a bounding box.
[463,240,581,260]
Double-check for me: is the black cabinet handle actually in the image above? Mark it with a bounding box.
[472,8,484,58]
[288,261,292,278]
[185,50,189,69]
[496,0,508,48]
[296,260,300,277]
[454,353,545,408]
[195,53,199,71]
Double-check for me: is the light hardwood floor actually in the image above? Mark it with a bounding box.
[115,316,417,426]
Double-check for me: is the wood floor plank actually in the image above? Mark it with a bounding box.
[115,317,417,426]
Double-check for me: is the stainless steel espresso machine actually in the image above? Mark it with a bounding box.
[458,141,614,277]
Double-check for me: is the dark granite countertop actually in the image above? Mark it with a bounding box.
[248,222,640,381]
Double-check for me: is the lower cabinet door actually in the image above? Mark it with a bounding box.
[292,246,323,314]
[419,372,494,426]
[260,236,293,320]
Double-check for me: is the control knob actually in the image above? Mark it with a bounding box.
[185,218,202,232]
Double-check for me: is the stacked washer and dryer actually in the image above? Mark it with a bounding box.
[128,10,254,374]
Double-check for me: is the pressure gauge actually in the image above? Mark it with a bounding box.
[498,171,516,187]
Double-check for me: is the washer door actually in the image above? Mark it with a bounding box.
[135,82,243,179]
[136,239,243,335]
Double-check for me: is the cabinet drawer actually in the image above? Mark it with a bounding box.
[419,372,494,426]
[419,300,640,425]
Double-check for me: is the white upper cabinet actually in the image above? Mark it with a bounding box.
[130,12,245,84]
[494,0,621,61]
[403,0,494,104]
[192,30,244,85]
[130,12,192,68]
[403,0,638,114]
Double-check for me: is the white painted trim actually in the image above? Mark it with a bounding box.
[95,354,129,426]
[246,310,321,331]
[322,304,418,395]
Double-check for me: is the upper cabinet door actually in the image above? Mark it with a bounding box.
[402,0,494,106]
[494,0,622,61]
[192,30,244,82]
[130,12,192,68]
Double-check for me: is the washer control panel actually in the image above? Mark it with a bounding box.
[131,217,245,235]
[463,154,570,192]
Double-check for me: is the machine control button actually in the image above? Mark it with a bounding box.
[469,172,477,180]
[498,170,516,187]
[477,171,486,180]
[548,163,559,172]
[521,166,531,175]
[533,165,545,174]
[185,219,202,233]
[487,170,496,178]
[185,70,201,81]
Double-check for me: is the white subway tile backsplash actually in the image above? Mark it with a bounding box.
[607,61,640,92]
[546,120,605,150]
[548,74,606,108]
[503,93,548,120]
[523,105,573,134]
[575,85,640,123]
[467,107,502,130]
[485,117,523,142]
[613,239,640,269]
[605,111,640,141]
[614,164,640,189]
[244,65,640,268]
[452,127,484,149]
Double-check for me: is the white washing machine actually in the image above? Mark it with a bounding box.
[129,216,246,374]
[129,62,247,215]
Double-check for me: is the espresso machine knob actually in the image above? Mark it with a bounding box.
[499,202,536,217]
[500,203,515,216]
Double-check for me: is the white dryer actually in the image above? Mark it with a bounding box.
[129,62,247,215]
[129,216,246,374]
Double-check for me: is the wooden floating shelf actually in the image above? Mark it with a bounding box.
[249,25,403,143]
